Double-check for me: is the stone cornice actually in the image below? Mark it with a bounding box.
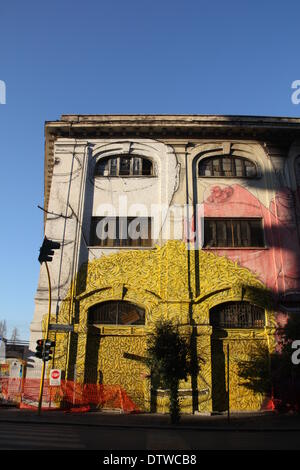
[57,114,300,126]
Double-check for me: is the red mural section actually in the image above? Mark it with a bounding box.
[203,184,300,300]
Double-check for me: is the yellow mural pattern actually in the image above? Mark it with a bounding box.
[43,241,276,413]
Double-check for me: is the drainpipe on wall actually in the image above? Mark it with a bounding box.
[185,143,199,413]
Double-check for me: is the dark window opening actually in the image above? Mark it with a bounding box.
[96,158,109,176]
[88,301,145,326]
[89,216,152,247]
[142,158,152,175]
[119,156,131,175]
[210,302,265,328]
[94,155,153,177]
[204,218,264,248]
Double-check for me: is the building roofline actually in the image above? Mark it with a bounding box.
[45,113,300,128]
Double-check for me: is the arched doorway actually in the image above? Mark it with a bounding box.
[210,301,266,413]
[84,300,147,410]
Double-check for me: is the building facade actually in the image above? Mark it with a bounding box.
[29,114,300,413]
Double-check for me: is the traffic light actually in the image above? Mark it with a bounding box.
[35,339,55,361]
[38,237,61,264]
[43,340,55,362]
[35,339,44,359]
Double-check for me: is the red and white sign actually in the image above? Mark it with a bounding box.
[50,369,61,386]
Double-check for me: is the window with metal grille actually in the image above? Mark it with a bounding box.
[210,302,265,328]
[89,216,152,247]
[198,156,257,178]
[88,301,145,325]
[204,218,264,248]
[94,155,153,177]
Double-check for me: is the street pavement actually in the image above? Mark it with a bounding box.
[0,420,300,450]
[1,407,300,430]
[0,408,300,450]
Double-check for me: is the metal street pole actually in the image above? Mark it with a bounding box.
[37,261,52,415]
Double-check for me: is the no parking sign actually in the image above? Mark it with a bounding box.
[50,369,61,386]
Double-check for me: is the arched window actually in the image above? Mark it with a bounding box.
[94,155,153,177]
[88,301,145,325]
[209,302,265,328]
[198,156,257,178]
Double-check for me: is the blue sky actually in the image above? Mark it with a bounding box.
[0,0,299,340]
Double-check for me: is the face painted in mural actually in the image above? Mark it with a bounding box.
[204,183,300,298]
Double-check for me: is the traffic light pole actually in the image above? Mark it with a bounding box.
[36,237,60,414]
[37,261,52,415]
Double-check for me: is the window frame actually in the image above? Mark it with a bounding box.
[198,155,258,178]
[89,216,153,248]
[203,217,265,248]
[209,302,266,329]
[94,155,154,177]
[88,301,146,326]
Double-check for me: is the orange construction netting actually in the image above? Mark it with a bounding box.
[0,378,140,413]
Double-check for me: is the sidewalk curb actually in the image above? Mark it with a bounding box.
[0,417,300,432]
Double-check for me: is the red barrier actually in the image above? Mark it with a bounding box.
[0,378,140,413]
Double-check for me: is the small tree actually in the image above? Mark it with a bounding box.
[238,342,273,396]
[145,320,191,424]
[237,314,300,413]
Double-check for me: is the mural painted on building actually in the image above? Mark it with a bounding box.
[203,183,300,296]
[43,240,276,413]
[29,115,300,414]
